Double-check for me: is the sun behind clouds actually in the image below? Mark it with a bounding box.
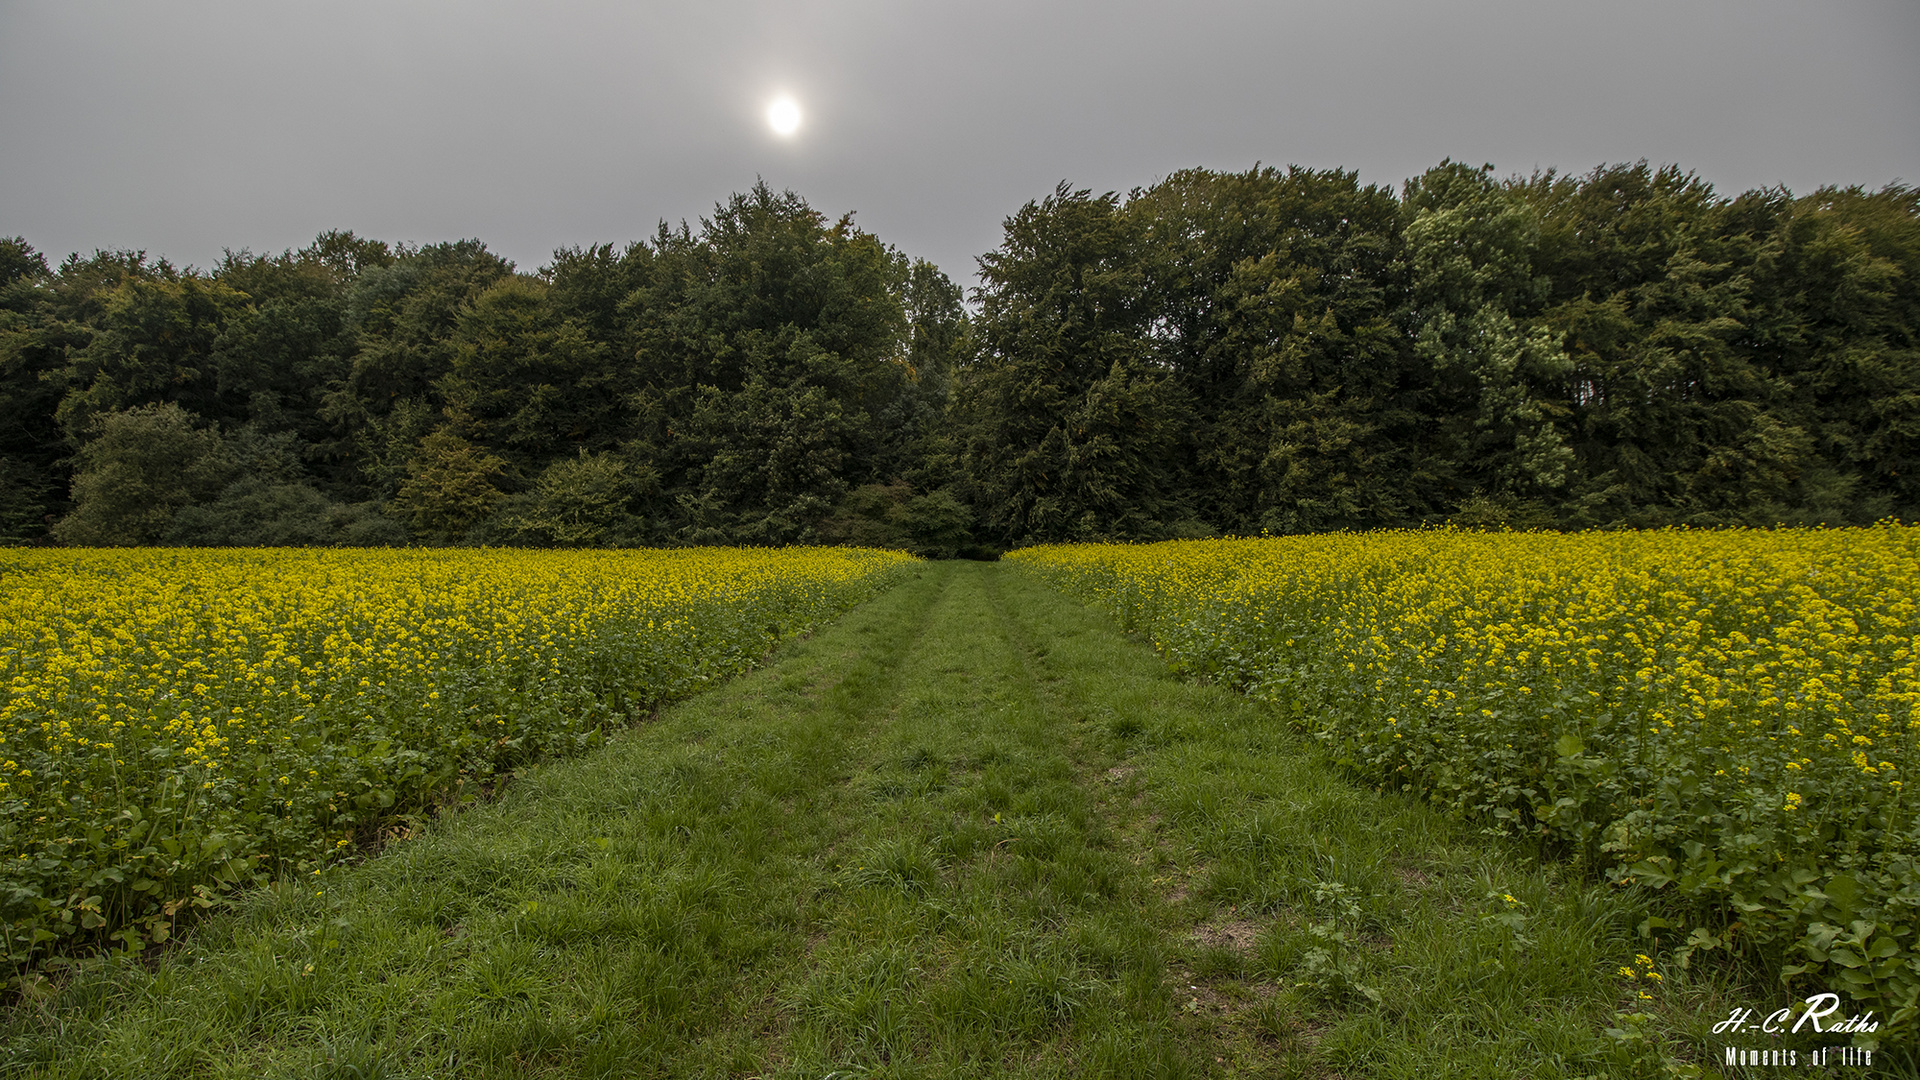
[766,96,801,137]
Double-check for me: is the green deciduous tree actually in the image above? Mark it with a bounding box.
[1747,183,1920,521]
[441,275,619,472]
[961,183,1192,543]
[166,479,407,547]
[1522,163,1819,525]
[392,426,508,543]
[53,272,250,443]
[619,182,930,543]
[493,450,648,547]
[4,165,1912,549]
[52,402,235,545]
[817,480,977,559]
[1130,165,1420,533]
[1402,162,1575,520]
[0,237,61,540]
[324,240,515,498]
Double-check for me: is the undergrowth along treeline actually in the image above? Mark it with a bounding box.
[1011,527,1920,1041]
[0,545,916,967]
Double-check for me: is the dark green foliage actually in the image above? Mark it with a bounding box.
[442,275,619,473]
[0,238,63,540]
[52,402,236,545]
[488,450,650,547]
[1522,164,1809,524]
[1748,183,1920,519]
[1129,166,1419,534]
[326,240,517,497]
[962,183,1194,543]
[392,426,509,543]
[895,257,972,490]
[0,455,58,544]
[0,237,48,287]
[817,480,976,558]
[818,480,918,550]
[961,163,1920,543]
[54,272,253,440]
[1401,161,1577,514]
[205,247,357,455]
[166,480,408,546]
[896,486,977,559]
[4,167,1915,548]
[621,183,928,544]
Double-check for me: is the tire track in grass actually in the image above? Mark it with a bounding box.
[778,558,1196,1078]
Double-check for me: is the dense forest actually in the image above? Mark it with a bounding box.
[3,162,1916,553]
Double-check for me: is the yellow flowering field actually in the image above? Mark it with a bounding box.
[0,545,915,964]
[1011,528,1919,1032]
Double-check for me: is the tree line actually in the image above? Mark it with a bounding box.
[3,163,1915,553]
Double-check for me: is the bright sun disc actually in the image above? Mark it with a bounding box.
[767,97,801,136]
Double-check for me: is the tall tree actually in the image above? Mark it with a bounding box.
[53,270,250,443]
[0,238,62,540]
[620,183,923,543]
[961,183,1193,543]
[1522,163,1813,524]
[1400,161,1576,523]
[440,274,618,473]
[321,240,515,498]
[1128,166,1419,534]
[1748,183,1920,520]
[207,244,357,456]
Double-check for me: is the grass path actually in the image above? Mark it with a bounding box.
[5,563,1735,1078]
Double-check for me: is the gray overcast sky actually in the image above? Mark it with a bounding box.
[3,1,1917,289]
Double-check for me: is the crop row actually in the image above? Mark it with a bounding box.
[0,546,916,964]
[1010,528,1919,1038]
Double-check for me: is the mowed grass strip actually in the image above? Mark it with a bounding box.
[6,563,1767,1078]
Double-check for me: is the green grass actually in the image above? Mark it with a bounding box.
[2,562,1900,1077]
